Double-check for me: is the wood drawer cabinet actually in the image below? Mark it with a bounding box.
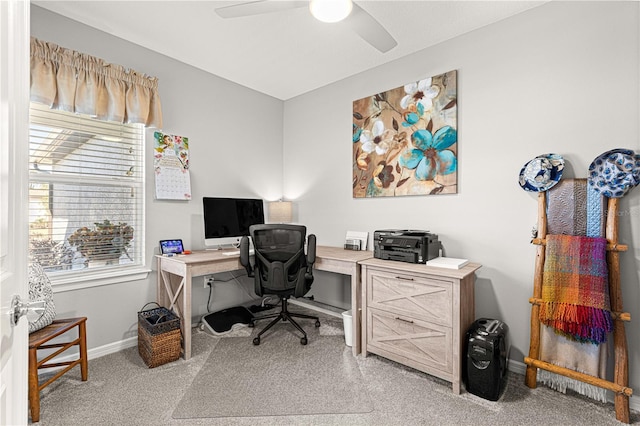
[367,269,453,326]
[360,258,481,394]
[367,307,453,373]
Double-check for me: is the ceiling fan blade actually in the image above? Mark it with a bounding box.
[348,3,397,53]
[215,1,308,19]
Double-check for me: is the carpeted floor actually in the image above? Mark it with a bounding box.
[173,334,373,419]
[33,308,638,425]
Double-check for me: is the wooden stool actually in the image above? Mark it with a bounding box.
[28,317,88,423]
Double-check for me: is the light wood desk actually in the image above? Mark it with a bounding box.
[309,246,374,355]
[156,246,373,359]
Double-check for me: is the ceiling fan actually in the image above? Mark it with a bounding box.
[214,0,398,53]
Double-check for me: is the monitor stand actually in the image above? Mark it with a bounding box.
[204,241,254,251]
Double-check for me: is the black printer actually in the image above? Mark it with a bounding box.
[373,230,440,264]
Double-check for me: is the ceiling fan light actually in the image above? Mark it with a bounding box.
[309,0,353,23]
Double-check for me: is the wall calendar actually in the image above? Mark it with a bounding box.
[153,132,191,200]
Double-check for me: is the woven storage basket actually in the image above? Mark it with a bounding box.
[138,303,181,368]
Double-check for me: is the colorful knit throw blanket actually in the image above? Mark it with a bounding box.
[539,234,612,344]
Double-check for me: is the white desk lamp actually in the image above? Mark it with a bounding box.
[268,200,293,224]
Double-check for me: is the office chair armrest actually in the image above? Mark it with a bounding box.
[239,236,254,277]
[306,234,316,268]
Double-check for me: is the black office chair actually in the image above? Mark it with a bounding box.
[240,224,320,345]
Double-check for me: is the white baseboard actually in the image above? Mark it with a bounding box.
[37,336,138,376]
[508,358,527,375]
[289,298,343,318]
[87,336,138,359]
[508,359,639,412]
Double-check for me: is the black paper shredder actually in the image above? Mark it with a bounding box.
[464,318,509,401]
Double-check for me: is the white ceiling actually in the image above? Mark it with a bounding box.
[33,0,547,100]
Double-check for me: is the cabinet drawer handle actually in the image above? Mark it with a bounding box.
[395,276,414,281]
[395,317,414,324]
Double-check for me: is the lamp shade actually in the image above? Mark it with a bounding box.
[309,0,353,23]
[268,201,293,223]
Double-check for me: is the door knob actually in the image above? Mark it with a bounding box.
[9,294,45,326]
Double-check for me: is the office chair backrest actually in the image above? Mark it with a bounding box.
[244,224,315,298]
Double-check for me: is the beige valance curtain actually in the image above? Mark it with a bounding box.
[30,37,163,128]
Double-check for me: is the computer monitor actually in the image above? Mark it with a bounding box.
[203,197,265,248]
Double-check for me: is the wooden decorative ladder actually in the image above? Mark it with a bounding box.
[524,191,632,424]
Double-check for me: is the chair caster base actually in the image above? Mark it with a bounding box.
[253,337,260,345]
[300,336,307,345]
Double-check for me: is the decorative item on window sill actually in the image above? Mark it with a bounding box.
[67,220,134,266]
[29,239,74,272]
[268,200,293,224]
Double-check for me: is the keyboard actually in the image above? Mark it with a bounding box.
[222,249,254,256]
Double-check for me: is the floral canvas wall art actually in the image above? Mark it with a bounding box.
[352,70,457,198]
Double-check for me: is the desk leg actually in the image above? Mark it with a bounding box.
[156,260,193,360]
[156,257,168,307]
[350,264,362,356]
[182,269,192,360]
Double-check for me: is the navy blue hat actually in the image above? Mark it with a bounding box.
[588,148,640,198]
[518,153,565,192]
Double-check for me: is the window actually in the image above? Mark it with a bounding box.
[28,102,145,285]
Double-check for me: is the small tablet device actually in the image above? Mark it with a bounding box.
[160,239,184,255]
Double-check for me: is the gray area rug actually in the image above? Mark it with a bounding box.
[172,333,373,419]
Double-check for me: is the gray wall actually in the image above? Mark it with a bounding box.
[31,5,284,349]
[284,0,640,395]
[32,0,640,404]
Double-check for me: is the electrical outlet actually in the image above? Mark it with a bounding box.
[204,276,214,288]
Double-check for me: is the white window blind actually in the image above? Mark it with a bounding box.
[28,102,145,278]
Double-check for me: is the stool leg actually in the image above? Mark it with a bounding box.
[28,347,40,423]
[79,320,88,381]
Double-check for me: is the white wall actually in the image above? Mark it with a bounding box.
[284,0,640,394]
[31,6,285,349]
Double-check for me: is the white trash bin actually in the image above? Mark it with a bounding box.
[342,310,353,347]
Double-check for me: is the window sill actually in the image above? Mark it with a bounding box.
[51,266,151,293]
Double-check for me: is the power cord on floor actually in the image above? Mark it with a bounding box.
[202,272,277,325]
[249,296,278,313]
[204,271,250,314]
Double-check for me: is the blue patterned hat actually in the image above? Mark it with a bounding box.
[518,153,565,192]
[588,148,640,198]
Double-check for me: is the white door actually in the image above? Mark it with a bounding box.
[0,0,30,424]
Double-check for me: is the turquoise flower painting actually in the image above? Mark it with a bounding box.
[353,70,457,198]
